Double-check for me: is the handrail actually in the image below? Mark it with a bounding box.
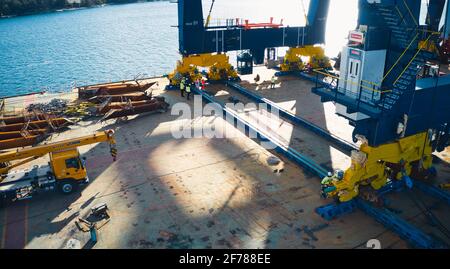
[395,6,407,26]
[382,33,420,82]
[412,29,441,35]
[341,5,427,87]
[401,0,419,26]
[381,0,438,83]
[313,70,401,112]
[393,33,437,85]
[204,17,286,28]
[313,69,392,94]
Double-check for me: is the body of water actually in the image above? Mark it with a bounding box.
[0,1,360,97]
[0,2,179,97]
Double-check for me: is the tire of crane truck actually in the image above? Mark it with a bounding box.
[58,179,79,195]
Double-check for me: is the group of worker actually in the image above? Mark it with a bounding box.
[254,74,278,89]
[179,77,206,100]
[320,170,344,199]
[180,74,276,99]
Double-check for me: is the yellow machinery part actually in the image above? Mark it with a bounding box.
[168,53,238,85]
[50,148,87,181]
[325,131,434,202]
[419,39,439,55]
[280,46,331,72]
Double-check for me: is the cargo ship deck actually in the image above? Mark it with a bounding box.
[0,66,449,249]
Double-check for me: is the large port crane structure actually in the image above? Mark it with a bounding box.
[168,0,331,85]
[174,0,450,248]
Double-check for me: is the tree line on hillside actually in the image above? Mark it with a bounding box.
[0,0,158,16]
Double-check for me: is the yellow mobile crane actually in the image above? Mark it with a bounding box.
[0,130,116,205]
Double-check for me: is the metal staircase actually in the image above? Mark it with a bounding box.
[375,2,436,111]
[312,0,443,128]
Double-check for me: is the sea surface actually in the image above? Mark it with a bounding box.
[0,0,363,97]
[0,2,180,97]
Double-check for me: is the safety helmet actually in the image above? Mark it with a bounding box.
[327,172,333,177]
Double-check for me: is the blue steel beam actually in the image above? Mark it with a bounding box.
[193,87,328,177]
[354,198,447,249]
[378,176,450,207]
[297,72,332,87]
[192,87,446,249]
[414,180,450,206]
[228,81,450,214]
[316,195,448,248]
[316,196,447,249]
[275,71,330,87]
[226,81,358,153]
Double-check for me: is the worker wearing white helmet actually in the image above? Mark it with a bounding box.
[320,172,334,199]
[321,172,334,185]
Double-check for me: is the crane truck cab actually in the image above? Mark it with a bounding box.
[50,148,89,194]
[0,130,116,206]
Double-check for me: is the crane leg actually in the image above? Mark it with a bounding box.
[322,132,435,202]
[168,53,238,86]
[280,46,331,72]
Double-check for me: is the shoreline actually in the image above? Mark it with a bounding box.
[0,1,165,19]
[0,91,46,100]
[0,5,103,19]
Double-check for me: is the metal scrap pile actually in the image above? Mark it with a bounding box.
[24,98,96,121]
[77,80,170,121]
[26,98,69,114]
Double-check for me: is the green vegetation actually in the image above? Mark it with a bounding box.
[0,0,157,17]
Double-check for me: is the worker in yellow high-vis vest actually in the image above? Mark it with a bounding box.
[180,78,186,97]
[185,83,192,100]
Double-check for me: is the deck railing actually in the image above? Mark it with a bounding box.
[313,69,394,111]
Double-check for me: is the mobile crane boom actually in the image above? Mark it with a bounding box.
[0,129,116,176]
[0,130,117,205]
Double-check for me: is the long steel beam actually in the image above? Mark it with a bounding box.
[410,179,450,207]
[193,87,446,249]
[226,81,358,153]
[194,88,327,177]
[275,71,331,87]
[228,81,450,211]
